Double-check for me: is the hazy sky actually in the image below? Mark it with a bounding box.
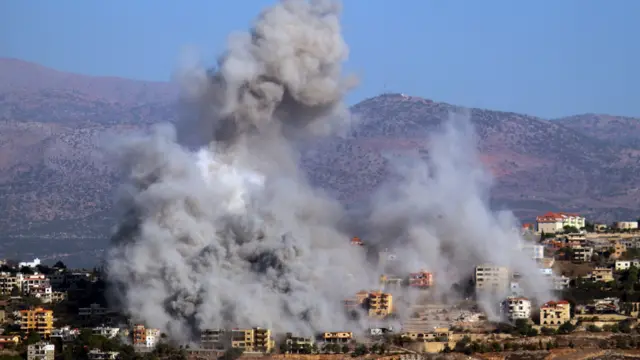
[1,0,639,118]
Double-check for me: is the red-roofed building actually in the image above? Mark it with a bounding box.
[408,271,433,288]
[351,237,364,246]
[536,212,586,233]
[540,300,571,327]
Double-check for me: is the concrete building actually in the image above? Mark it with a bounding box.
[19,258,41,268]
[553,275,571,290]
[27,342,54,360]
[572,246,593,263]
[540,301,571,327]
[230,327,274,353]
[612,242,627,259]
[615,221,639,230]
[200,329,229,351]
[475,265,510,294]
[284,333,314,354]
[0,273,22,295]
[132,325,160,348]
[20,307,54,337]
[322,332,352,344]
[590,267,614,283]
[502,297,532,321]
[50,326,80,343]
[536,212,586,233]
[408,271,434,288]
[92,326,120,339]
[521,243,544,260]
[615,259,640,271]
[366,291,393,318]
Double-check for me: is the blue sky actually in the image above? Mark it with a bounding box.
[1,0,639,118]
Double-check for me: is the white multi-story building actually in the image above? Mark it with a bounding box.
[19,258,41,268]
[502,297,531,321]
[552,275,571,290]
[615,260,640,271]
[27,342,54,360]
[145,328,160,348]
[87,349,119,360]
[50,327,80,343]
[615,221,638,230]
[521,243,544,260]
[92,326,120,339]
[536,212,586,233]
[475,265,510,294]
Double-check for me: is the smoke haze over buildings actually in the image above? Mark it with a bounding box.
[106,0,554,342]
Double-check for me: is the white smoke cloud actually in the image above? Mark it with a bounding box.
[106,0,554,343]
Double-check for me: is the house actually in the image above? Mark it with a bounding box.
[611,242,627,259]
[19,258,41,268]
[572,246,593,263]
[475,265,510,294]
[50,327,80,342]
[350,237,364,246]
[284,333,314,354]
[589,267,614,283]
[537,212,586,233]
[27,341,54,360]
[540,301,571,327]
[502,297,532,321]
[20,307,54,336]
[322,332,352,344]
[230,327,274,353]
[553,275,571,290]
[402,327,452,342]
[615,260,640,271]
[0,273,22,295]
[615,221,638,230]
[0,335,21,348]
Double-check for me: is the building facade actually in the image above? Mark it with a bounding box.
[536,212,586,233]
[540,300,571,327]
[502,297,531,320]
[27,342,55,360]
[20,308,54,336]
[475,265,510,294]
[230,327,274,353]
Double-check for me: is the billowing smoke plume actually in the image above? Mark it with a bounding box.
[106,0,554,342]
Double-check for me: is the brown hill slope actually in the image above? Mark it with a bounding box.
[0,59,639,263]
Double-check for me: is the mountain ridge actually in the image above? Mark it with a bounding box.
[1,58,639,264]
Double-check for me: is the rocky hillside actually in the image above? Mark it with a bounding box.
[1,58,639,263]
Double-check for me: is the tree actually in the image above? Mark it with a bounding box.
[341,344,349,353]
[19,266,33,275]
[351,344,368,357]
[53,261,67,270]
[25,331,41,345]
[557,321,575,334]
[219,348,244,360]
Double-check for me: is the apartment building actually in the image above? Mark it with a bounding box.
[366,291,393,318]
[612,242,627,259]
[27,342,54,360]
[50,326,80,343]
[322,332,352,344]
[20,307,54,337]
[521,243,544,260]
[615,259,640,271]
[536,212,586,233]
[379,274,403,290]
[284,333,314,354]
[589,267,614,283]
[475,265,510,294]
[540,300,571,327]
[200,329,229,351]
[132,325,160,348]
[553,275,571,290]
[92,326,120,339]
[408,271,434,288]
[615,221,639,230]
[502,297,531,321]
[572,246,593,263]
[0,273,22,295]
[230,327,274,353]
